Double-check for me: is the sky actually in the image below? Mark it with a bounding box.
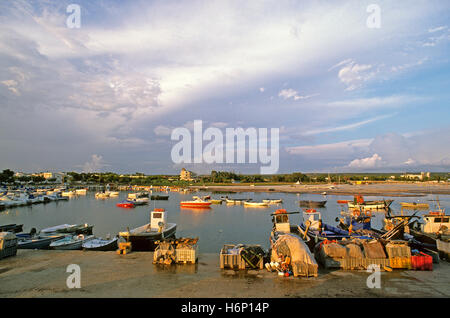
[0,0,449,174]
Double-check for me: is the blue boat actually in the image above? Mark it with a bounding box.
[17,233,66,249]
[299,209,373,241]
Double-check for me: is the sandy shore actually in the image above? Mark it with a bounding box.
[190,182,450,196]
[0,250,449,298]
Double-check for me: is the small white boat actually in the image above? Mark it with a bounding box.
[106,191,119,197]
[243,201,268,207]
[75,189,87,195]
[262,199,283,204]
[95,192,110,199]
[127,197,149,205]
[62,190,76,197]
[50,234,95,250]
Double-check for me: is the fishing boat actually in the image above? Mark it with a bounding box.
[50,234,95,250]
[299,200,327,208]
[0,224,23,233]
[150,194,169,200]
[299,209,373,244]
[347,195,393,210]
[82,236,119,251]
[225,198,249,204]
[180,199,212,208]
[107,191,119,197]
[263,199,283,204]
[17,233,66,249]
[95,192,109,199]
[75,189,87,195]
[41,223,94,235]
[209,199,223,204]
[119,208,177,251]
[409,210,450,250]
[127,197,149,205]
[61,190,76,197]
[243,201,268,207]
[116,201,135,208]
[400,202,430,209]
[128,192,149,200]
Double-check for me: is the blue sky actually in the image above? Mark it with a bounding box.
[0,0,449,174]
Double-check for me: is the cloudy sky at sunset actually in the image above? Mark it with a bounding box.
[1,0,449,174]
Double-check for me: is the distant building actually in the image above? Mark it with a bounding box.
[401,172,430,180]
[180,168,193,181]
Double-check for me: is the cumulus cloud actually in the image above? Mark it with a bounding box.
[154,125,173,136]
[82,154,105,173]
[335,60,375,91]
[348,153,382,169]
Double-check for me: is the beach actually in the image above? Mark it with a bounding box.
[0,250,449,298]
[191,182,450,196]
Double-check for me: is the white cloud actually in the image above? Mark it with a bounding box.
[335,60,375,91]
[348,153,382,169]
[428,26,447,33]
[154,125,172,136]
[259,87,265,92]
[302,114,395,136]
[278,88,317,101]
[82,154,105,173]
[327,95,420,109]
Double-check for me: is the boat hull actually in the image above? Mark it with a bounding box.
[180,202,211,208]
[83,238,119,251]
[299,200,327,208]
[17,235,66,249]
[120,225,177,251]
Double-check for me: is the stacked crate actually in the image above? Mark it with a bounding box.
[219,244,264,270]
[385,241,412,269]
[0,232,18,260]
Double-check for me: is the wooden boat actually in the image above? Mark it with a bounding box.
[50,234,95,250]
[409,210,450,251]
[119,209,177,251]
[17,234,66,249]
[116,201,135,208]
[263,199,283,204]
[437,237,450,261]
[400,202,429,209]
[150,194,169,200]
[225,198,249,204]
[243,201,268,207]
[180,200,212,208]
[82,236,119,251]
[126,197,149,205]
[0,223,23,233]
[299,200,327,208]
[41,223,94,235]
[347,195,393,210]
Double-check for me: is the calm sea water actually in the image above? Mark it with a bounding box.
[1,191,448,253]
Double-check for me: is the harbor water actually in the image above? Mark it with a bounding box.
[1,191,448,253]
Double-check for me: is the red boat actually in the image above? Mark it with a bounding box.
[116,201,135,208]
[180,200,212,208]
[337,200,350,204]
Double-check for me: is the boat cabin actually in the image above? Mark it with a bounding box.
[150,208,167,231]
[272,209,291,233]
[302,209,322,231]
[423,212,449,234]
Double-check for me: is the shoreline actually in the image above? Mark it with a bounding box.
[0,250,449,298]
[190,183,450,196]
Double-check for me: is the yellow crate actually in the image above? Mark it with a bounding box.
[389,257,412,269]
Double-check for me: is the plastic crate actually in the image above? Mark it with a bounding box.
[411,252,433,271]
[176,244,198,264]
[389,257,412,269]
[385,242,411,258]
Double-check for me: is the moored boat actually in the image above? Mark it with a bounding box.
[243,201,268,207]
[0,224,23,233]
[17,233,66,249]
[400,202,429,209]
[82,236,119,251]
[299,200,327,208]
[263,199,283,204]
[41,223,94,235]
[117,201,135,208]
[119,208,176,251]
[50,234,95,250]
[180,200,212,208]
[150,194,169,200]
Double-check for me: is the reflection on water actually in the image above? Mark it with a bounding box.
[0,191,448,253]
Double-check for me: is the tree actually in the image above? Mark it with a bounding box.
[0,169,15,183]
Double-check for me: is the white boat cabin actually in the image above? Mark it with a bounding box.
[150,208,167,231]
[273,209,291,233]
[423,212,449,234]
[302,209,322,231]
